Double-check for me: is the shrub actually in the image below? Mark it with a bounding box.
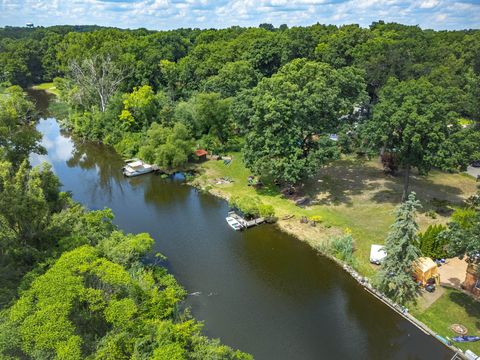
[426,209,437,219]
[229,195,260,219]
[229,196,276,221]
[319,235,358,268]
[451,208,477,229]
[258,204,275,221]
[418,224,447,259]
[114,132,144,158]
[309,215,323,223]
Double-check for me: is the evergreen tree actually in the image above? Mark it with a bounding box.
[418,224,447,259]
[378,192,422,305]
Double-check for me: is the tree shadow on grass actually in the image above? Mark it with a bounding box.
[449,291,480,329]
[249,158,471,213]
[255,183,281,197]
[296,158,468,210]
[370,169,466,215]
[300,159,387,207]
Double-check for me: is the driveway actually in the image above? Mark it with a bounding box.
[438,257,468,289]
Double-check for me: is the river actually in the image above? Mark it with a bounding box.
[29,90,452,360]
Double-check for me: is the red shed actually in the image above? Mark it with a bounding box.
[194,149,208,162]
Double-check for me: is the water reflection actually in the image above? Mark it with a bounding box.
[29,97,453,360]
[30,118,74,171]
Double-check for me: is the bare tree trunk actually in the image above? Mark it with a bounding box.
[402,165,411,202]
[70,55,125,112]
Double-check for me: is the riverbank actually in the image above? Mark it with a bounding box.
[191,152,479,357]
[192,152,477,276]
[29,87,475,357]
[28,114,454,359]
[31,82,60,96]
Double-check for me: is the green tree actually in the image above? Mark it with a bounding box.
[160,59,180,101]
[0,86,45,165]
[0,161,62,250]
[378,192,422,305]
[352,23,427,96]
[367,77,463,200]
[244,59,367,184]
[193,92,232,143]
[445,203,480,264]
[315,24,370,68]
[119,85,156,130]
[204,61,260,97]
[138,122,194,169]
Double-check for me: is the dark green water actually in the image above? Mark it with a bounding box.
[29,90,452,360]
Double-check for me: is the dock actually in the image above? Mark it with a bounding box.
[228,211,264,229]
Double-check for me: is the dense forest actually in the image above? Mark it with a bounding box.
[0,26,257,360]
[1,22,479,192]
[1,22,480,357]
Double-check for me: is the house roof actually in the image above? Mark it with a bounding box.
[195,149,208,157]
[414,257,437,273]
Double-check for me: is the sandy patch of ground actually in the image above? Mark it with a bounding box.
[438,257,468,289]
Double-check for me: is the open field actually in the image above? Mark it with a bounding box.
[412,288,480,354]
[196,153,478,276]
[31,82,60,96]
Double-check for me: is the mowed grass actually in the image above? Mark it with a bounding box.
[31,82,60,96]
[197,153,478,277]
[412,288,480,354]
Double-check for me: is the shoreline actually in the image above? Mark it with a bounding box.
[190,179,466,359]
[31,88,469,358]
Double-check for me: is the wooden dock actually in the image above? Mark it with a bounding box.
[228,211,264,229]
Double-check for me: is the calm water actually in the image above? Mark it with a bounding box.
[29,90,452,360]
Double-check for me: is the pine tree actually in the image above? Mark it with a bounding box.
[378,192,422,305]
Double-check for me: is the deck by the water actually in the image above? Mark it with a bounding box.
[228,211,264,228]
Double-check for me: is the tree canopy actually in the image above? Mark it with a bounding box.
[2,23,478,184]
[243,59,367,183]
[0,86,45,165]
[366,77,467,199]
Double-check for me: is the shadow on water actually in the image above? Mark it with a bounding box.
[29,91,454,360]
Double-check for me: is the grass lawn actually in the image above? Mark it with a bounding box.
[412,288,480,354]
[31,82,60,96]
[196,153,478,277]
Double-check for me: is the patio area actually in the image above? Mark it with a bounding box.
[438,257,468,289]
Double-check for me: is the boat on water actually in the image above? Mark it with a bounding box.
[226,216,243,231]
[452,336,480,343]
[122,160,154,177]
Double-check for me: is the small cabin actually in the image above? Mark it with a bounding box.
[194,149,208,162]
[413,257,440,285]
